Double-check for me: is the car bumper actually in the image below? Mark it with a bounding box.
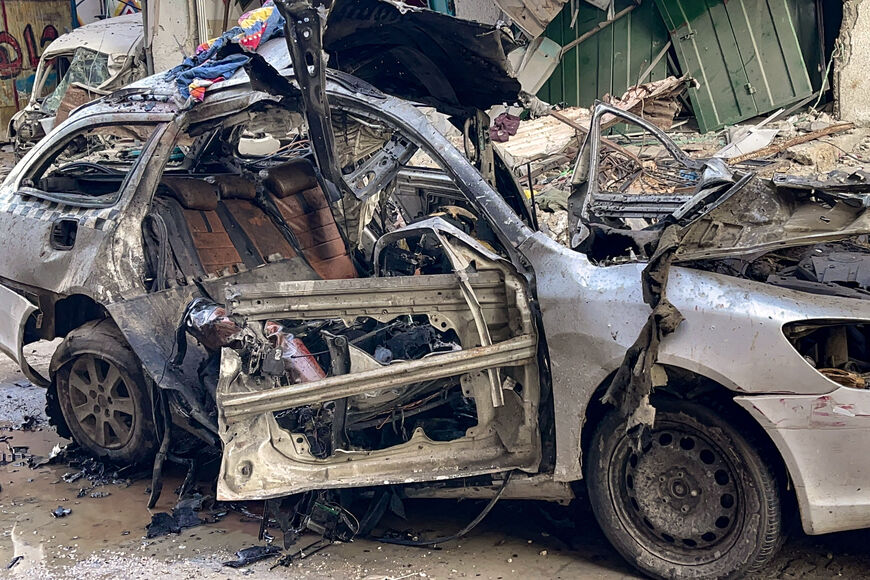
[0,283,48,386]
[737,389,870,535]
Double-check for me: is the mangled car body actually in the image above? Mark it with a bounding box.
[2,1,870,578]
[7,13,145,154]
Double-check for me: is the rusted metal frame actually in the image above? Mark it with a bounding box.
[324,332,350,452]
[474,109,496,188]
[226,271,505,319]
[575,101,703,223]
[589,193,691,218]
[396,167,462,199]
[324,93,534,259]
[372,220,510,407]
[219,334,536,421]
[344,137,418,201]
[442,244,504,408]
[548,110,642,166]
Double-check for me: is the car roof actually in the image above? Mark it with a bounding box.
[74,37,386,121]
[43,13,143,60]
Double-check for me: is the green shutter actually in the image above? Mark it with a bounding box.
[654,0,813,132]
[538,0,671,108]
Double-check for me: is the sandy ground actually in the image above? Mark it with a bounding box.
[1,343,870,579]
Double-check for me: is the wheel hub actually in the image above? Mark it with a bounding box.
[657,466,701,513]
[616,426,740,554]
[66,354,136,450]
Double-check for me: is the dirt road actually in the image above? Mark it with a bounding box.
[1,343,869,579]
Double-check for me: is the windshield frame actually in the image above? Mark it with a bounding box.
[40,47,111,116]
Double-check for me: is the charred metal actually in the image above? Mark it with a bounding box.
[4,2,870,579]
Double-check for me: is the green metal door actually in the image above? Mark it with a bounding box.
[538,0,671,108]
[654,0,813,132]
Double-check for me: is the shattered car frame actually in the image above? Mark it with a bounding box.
[3,2,870,578]
[7,13,145,154]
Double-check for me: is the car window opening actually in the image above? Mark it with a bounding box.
[140,101,534,459]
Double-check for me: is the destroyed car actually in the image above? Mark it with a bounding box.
[7,13,145,155]
[2,1,870,578]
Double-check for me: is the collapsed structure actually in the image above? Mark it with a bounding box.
[3,0,870,578]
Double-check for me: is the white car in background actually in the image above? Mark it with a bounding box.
[7,13,144,154]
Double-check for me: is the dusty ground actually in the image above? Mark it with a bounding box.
[0,150,15,182]
[2,344,870,580]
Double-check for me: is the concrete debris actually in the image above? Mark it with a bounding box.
[536,210,570,247]
[495,106,590,170]
[786,141,844,172]
[718,127,779,160]
[51,506,71,518]
[223,545,282,568]
[728,122,855,164]
[601,76,686,130]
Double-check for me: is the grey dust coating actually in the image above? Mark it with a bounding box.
[1,1,870,578]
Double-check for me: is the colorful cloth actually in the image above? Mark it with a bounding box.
[165,0,285,102]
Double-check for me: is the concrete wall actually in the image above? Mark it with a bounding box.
[148,0,197,72]
[454,0,504,24]
[836,0,870,125]
[147,0,243,73]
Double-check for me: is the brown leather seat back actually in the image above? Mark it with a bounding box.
[159,178,242,275]
[210,173,299,265]
[264,159,357,279]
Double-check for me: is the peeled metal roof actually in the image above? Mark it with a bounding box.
[43,13,143,59]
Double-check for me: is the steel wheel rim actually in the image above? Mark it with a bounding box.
[67,354,137,449]
[608,419,742,565]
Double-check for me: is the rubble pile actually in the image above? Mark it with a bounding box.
[496,79,870,250]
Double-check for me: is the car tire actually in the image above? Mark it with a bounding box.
[585,397,782,580]
[52,319,157,464]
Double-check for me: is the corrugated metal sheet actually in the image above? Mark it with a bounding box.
[655,0,813,132]
[537,0,671,108]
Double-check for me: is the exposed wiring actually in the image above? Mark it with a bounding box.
[812,40,842,112]
[374,471,514,547]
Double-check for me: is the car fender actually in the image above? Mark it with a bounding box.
[0,284,48,386]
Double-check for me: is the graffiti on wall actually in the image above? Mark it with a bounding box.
[0,0,71,124]
[0,23,59,80]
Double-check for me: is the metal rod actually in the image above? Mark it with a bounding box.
[559,2,639,59]
[219,335,536,420]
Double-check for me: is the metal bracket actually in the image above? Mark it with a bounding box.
[345,136,418,201]
[324,332,350,452]
[274,0,350,199]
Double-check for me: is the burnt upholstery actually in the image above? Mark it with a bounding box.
[264,160,357,279]
[264,158,318,198]
[155,165,355,280]
[161,177,219,211]
[213,172,298,265]
[160,178,241,274]
[212,174,256,200]
[221,198,298,263]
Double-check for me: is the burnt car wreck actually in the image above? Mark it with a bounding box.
[3,0,870,578]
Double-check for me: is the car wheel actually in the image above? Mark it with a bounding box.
[586,398,782,580]
[52,320,157,464]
